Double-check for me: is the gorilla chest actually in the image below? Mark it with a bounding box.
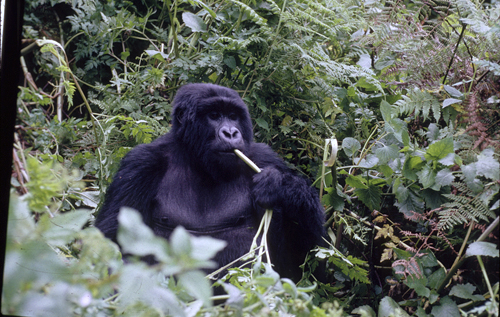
[153,170,256,234]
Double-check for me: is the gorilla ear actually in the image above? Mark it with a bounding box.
[175,108,185,125]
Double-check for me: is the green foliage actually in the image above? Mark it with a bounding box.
[11,0,500,315]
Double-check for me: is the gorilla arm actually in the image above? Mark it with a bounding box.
[94,137,169,242]
[248,143,325,279]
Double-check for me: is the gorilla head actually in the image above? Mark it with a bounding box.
[171,83,253,177]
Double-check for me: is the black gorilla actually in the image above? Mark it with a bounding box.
[95,83,325,280]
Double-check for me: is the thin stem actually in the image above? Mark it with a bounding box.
[442,23,467,84]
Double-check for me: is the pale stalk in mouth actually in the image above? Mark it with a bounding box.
[233,149,272,265]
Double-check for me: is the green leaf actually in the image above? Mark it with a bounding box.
[405,275,430,298]
[38,209,92,245]
[415,306,431,317]
[170,226,192,257]
[190,235,227,261]
[222,283,244,310]
[178,270,212,307]
[343,137,361,157]
[419,251,439,267]
[346,175,368,189]
[7,195,35,244]
[417,164,436,189]
[182,12,207,32]
[145,50,168,61]
[356,76,379,91]
[476,148,500,180]
[438,153,456,166]
[374,54,395,70]
[377,164,394,177]
[444,85,463,98]
[380,100,394,122]
[473,60,500,75]
[119,264,184,315]
[443,98,462,108]
[281,278,298,298]
[465,242,499,258]
[403,155,424,181]
[425,137,454,161]
[431,168,454,190]
[395,184,425,218]
[358,154,379,168]
[185,0,216,18]
[352,305,376,317]
[426,123,440,142]
[255,118,269,131]
[428,267,446,290]
[355,184,382,210]
[356,54,372,69]
[323,187,345,211]
[387,118,410,146]
[378,296,410,317]
[223,55,236,69]
[422,188,448,210]
[449,283,485,301]
[375,144,399,165]
[430,296,460,317]
[117,207,170,262]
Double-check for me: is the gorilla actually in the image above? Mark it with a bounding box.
[95,83,325,280]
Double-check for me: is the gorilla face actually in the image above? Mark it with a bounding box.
[171,84,253,177]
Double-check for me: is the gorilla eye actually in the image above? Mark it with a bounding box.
[228,113,238,121]
[208,111,220,120]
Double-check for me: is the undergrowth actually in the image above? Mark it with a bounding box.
[3,0,499,316]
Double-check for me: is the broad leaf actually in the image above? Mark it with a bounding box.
[378,296,410,317]
[395,185,425,218]
[343,137,361,157]
[438,153,456,166]
[442,98,462,108]
[117,207,170,262]
[178,270,212,307]
[430,296,460,317]
[465,241,499,258]
[170,226,192,257]
[38,209,92,246]
[190,235,227,261]
[255,118,269,131]
[119,264,184,316]
[417,164,436,189]
[357,154,379,168]
[355,184,382,210]
[405,275,430,298]
[428,267,446,290]
[426,123,440,142]
[375,144,399,165]
[449,283,485,301]
[425,137,454,161]
[403,155,424,181]
[182,12,207,32]
[476,148,500,180]
[431,168,454,190]
[444,85,463,98]
[380,100,394,122]
[346,175,368,189]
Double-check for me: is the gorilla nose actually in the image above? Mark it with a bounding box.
[219,126,242,146]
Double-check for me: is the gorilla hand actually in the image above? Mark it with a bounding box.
[252,167,284,210]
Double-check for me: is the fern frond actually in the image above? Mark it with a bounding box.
[394,88,441,121]
[438,182,495,230]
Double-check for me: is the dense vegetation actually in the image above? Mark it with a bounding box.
[3,0,499,316]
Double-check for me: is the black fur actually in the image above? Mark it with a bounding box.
[95,83,325,280]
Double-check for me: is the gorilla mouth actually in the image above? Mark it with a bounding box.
[218,150,237,155]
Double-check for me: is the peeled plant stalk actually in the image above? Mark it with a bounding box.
[234,149,272,264]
